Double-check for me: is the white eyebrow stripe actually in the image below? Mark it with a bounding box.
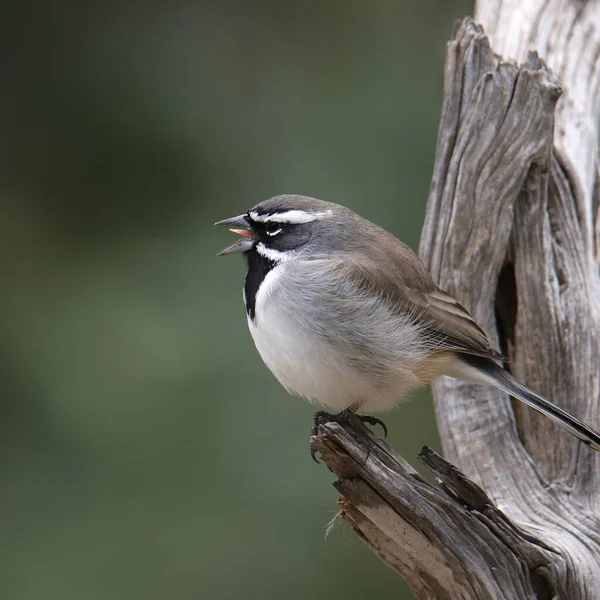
[249,209,332,224]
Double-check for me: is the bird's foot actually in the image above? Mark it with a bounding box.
[310,409,388,463]
[356,414,388,438]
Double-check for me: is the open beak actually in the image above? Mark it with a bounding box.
[214,214,255,256]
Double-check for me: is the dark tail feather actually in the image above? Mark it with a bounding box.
[462,355,600,452]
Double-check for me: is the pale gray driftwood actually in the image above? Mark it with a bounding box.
[313,11,600,600]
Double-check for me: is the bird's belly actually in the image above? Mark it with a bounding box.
[247,304,416,413]
[248,310,360,410]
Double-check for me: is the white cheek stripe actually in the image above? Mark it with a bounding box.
[256,243,293,262]
[249,209,332,224]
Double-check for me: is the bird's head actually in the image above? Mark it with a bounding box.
[215,194,358,263]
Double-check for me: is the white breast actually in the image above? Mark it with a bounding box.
[248,264,339,404]
[246,263,426,413]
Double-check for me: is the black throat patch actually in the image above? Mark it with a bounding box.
[244,248,275,321]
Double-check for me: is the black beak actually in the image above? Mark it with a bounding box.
[214,214,254,256]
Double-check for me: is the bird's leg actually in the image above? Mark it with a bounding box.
[344,408,388,464]
[310,408,388,463]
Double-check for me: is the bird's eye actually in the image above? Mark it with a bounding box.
[265,223,282,237]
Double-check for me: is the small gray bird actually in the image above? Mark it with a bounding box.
[216,194,600,458]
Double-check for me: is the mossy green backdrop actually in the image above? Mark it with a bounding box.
[2,1,472,598]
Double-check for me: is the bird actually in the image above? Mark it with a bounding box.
[216,194,600,459]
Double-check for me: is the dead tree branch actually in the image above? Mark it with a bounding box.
[313,10,600,599]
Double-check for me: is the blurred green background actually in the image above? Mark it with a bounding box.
[1,1,472,599]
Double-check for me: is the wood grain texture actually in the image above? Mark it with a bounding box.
[313,11,600,598]
[473,0,600,491]
[419,11,600,598]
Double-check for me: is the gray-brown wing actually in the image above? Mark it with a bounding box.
[404,287,505,361]
[342,256,504,362]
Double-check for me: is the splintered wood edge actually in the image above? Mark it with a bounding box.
[311,417,553,599]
